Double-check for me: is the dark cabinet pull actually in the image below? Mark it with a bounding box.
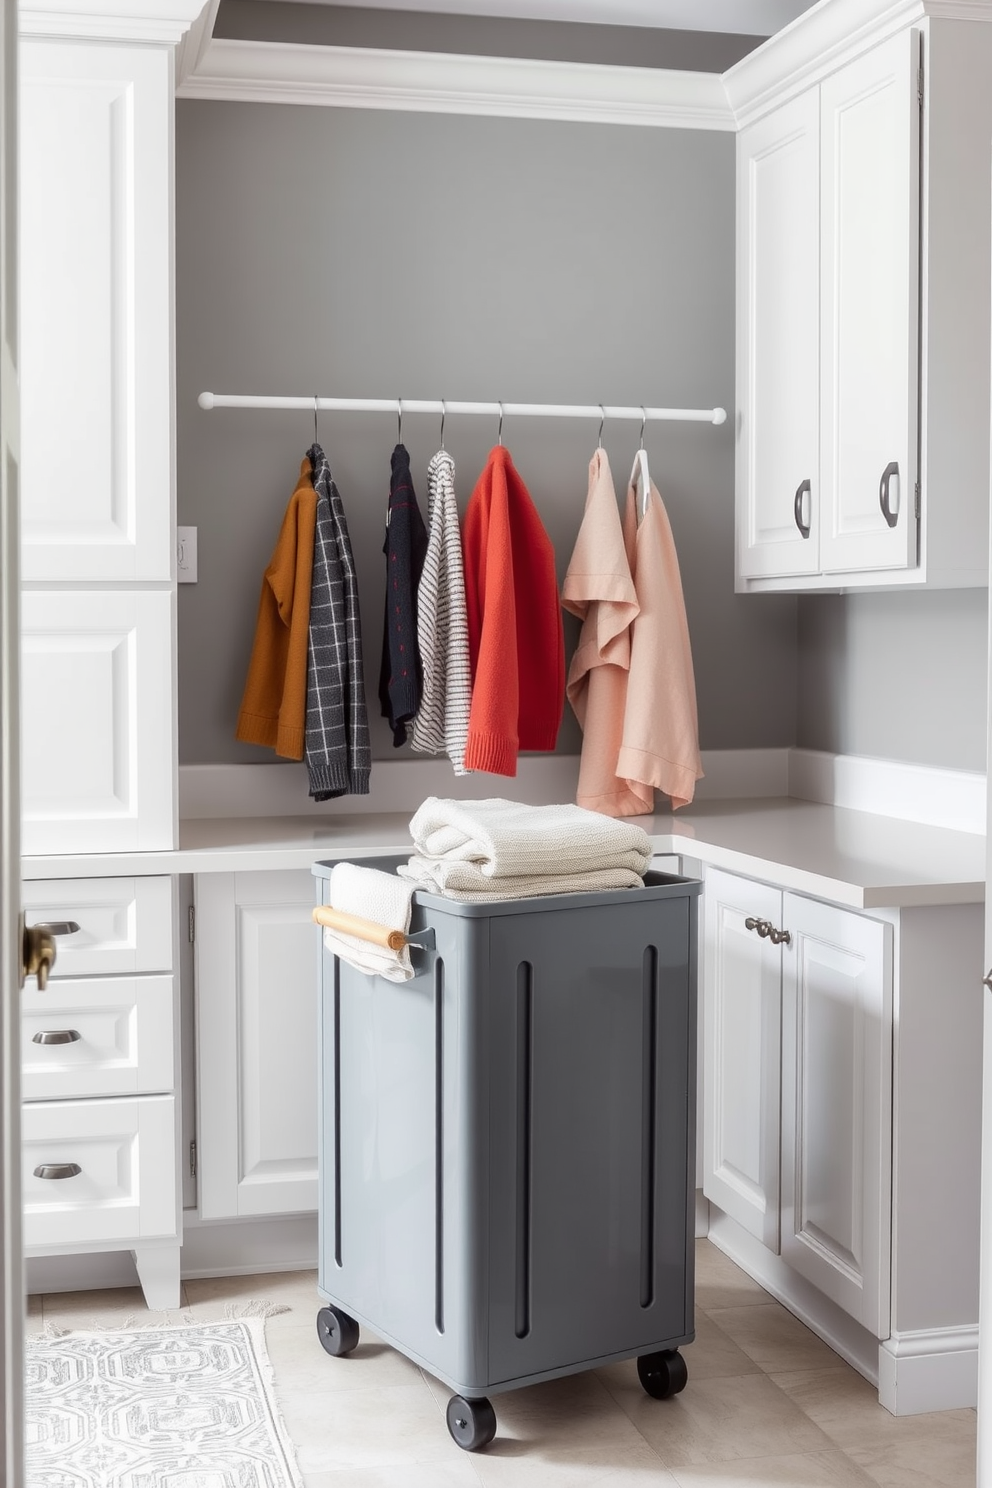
[879,462,899,528]
[33,1163,81,1180]
[794,479,811,538]
[32,1030,81,1046]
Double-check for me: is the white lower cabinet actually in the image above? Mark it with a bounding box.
[704,867,891,1337]
[703,866,985,1414]
[194,870,319,1221]
[21,877,181,1309]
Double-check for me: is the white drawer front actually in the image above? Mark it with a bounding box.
[23,877,173,976]
[22,976,174,1102]
[23,1096,177,1249]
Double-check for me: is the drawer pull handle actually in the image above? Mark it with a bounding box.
[33,1163,81,1181]
[32,1029,81,1046]
[32,922,81,938]
[744,917,773,938]
[769,926,792,946]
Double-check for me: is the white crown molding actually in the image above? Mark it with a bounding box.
[19,0,205,45]
[175,36,737,129]
[725,0,992,127]
[176,0,220,86]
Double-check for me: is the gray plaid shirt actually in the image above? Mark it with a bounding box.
[305,444,372,799]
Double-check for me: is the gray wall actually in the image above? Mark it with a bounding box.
[215,0,761,70]
[175,100,798,767]
[796,590,989,772]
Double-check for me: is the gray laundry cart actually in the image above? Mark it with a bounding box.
[311,855,700,1451]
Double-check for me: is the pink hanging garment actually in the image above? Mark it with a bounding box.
[561,449,652,817]
[617,472,703,811]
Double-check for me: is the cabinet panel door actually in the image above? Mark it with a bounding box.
[780,894,891,1336]
[195,871,318,1220]
[20,590,175,854]
[819,29,920,573]
[702,869,782,1251]
[737,88,820,579]
[22,975,174,1102]
[18,42,172,582]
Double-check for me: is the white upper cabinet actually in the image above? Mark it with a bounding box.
[19,41,172,583]
[737,89,820,580]
[819,32,919,576]
[733,16,992,592]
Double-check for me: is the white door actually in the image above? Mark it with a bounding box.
[737,87,821,580]
[702,868,783,1251]
[780,893,891,1336]
[819,29,920,574]
[195,871,319,1220]
[0,0,22,1474]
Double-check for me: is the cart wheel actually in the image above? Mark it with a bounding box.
[637,1348,688,1400]
[316,1306,359,1357]
[446,1394,497,1451]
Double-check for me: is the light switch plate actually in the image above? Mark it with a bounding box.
[177,527,197,583]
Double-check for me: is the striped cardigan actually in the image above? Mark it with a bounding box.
[410,449,472,775]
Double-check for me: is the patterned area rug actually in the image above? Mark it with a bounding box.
[25,1317,305,1488]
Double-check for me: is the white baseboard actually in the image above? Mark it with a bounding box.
[178,1212,318,1280]
[179,748,791,820]
[789,748,986,836]
[878,1328,979,1415]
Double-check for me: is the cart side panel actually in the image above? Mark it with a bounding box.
[487,893,695,1384]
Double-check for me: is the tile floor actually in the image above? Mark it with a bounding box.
[27,1240,977,1488]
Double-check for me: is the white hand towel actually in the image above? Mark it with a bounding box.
[399,855,646,902]
[408,797,652,880]
[322,862,416,983]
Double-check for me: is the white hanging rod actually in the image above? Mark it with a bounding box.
[197,392,727,426]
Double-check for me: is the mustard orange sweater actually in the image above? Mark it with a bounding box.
[236,458,318,760]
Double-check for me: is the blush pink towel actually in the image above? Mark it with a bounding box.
[561,450,652,817]
[617,473,703,811]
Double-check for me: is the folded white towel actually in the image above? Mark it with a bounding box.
[322,862,416,983]
[408,797,653,880]
[398,855,646,902]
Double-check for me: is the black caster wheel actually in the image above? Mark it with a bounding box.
[446,1394,497,1452]
[316,1305,359,1357]
[637,1348,688,1400]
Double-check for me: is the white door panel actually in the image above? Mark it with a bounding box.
[820,29,919,573]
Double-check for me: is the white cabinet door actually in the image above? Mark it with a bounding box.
[20,589,175,855]
[737,88,821,579]
[703,868,783,1251]
[819,29,920,574]
[18,41,172,583]
[195,871,319,1220]
[780,893,891,1335]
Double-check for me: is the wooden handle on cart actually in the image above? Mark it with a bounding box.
[312,904,407,952]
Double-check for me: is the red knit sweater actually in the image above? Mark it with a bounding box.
[461,446,565,776]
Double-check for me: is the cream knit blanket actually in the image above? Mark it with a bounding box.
[407,797,652,883]
[398,855,646,902]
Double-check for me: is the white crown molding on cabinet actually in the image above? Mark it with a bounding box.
[724,0,992,127]
[19,0,205,44]
[175,36,738,128]
[176,0,221,86]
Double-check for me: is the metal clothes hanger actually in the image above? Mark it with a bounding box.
[439,399,446,451]
[497,401,504,446]
[397,397,403,446]
[598,404,606,449]
[313,395,318,448]
[631,406,652,520]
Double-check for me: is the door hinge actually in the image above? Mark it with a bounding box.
[189,1139,197,1178]
[918,63,924,107]
[188,904,195,944]
[915,481,921,519]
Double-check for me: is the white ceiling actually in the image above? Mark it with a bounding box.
[270,0,818,38]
